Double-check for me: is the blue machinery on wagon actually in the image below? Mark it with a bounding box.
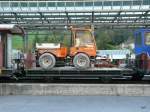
[134,29,150,78]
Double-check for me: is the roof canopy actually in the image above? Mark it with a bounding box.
[0,24,24,35]
[0,0,150,30]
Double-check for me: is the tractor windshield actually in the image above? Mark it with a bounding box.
[75,30,93,47]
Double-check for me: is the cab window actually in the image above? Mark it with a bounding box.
[75,31,93,47]
[135,32,142,46]
[145,32,150,45]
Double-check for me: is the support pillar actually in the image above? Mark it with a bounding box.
[7,34,12,68]
[0,33,7,68]
[23,32,28,69]
[0,33,3,68]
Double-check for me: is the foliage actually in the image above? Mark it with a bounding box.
[12,28,134,50]
[95,29,134,49]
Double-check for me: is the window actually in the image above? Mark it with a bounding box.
[75,2,83,7]
[1,2,9,7]
[21,2,28,7]
[48,2,55,7]
[85,2,93,6]
[57,2,65,7]
[123,1,131,6]
[104,1,112,6]
[133,0,142,5]
[29,2,37,7]
[145,32,150,45]
[66,2,74,7]
[143,0,149,5]
[94,2,102,6]
[135,32,142,46]
[75,31,93,47]
[11,2,18,7]
[113,1,121,6]
[39,2,46,7]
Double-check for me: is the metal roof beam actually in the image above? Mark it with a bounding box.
[0,14,150,19]
[38,12,50,24]
[7,18,150,22]
[12,12,19,24]
[91,11,94,23]
[134,10,149,22]
[65,12,71,24]
[19,22,150,27]
[0,9,149,13]
[111,11,121,23]
[23,26,150,31]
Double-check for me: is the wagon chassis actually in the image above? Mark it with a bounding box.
[0,67,135,81]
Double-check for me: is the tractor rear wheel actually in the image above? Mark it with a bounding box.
[73,53,90,69]
[39,53,56,69]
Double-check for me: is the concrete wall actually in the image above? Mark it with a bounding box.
[0,83,150,96]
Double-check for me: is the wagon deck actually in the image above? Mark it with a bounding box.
[0,67,134,79]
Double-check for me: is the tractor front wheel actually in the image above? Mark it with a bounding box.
[73,53,90,69]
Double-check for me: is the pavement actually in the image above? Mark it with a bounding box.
[0,96,149,112]
[1,83,150,96]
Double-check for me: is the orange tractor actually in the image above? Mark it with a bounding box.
[35,27,97,69]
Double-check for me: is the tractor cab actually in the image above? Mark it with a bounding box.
[69,27,97,57]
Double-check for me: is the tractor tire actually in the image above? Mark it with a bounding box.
[73,53,90,69]
[39,53,56,70]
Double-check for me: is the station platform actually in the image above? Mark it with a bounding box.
[0,83,150,96]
